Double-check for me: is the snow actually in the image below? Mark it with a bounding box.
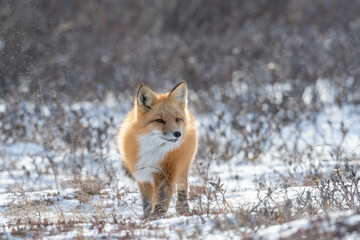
[256,211,360,240]
[0,96,360,239]
[316,78,337,104]
[0,103,6,113]
[0,142,45,157]
[256,217,311,240]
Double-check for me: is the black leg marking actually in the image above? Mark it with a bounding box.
[177,190,187,202]
[153,203,166,216]
[142,196,152,218]
[176,190,190,214]
[150,183,172,219]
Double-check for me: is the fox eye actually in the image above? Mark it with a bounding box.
[175,118,180,122]
[155,119,165,124]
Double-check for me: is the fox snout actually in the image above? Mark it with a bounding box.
[165,131,181,138]
[173,131,181,138]
[160,130,182,143]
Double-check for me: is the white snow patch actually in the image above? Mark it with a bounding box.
[316,78,337,104]
[0,103,6,113]
[0,142,45,157]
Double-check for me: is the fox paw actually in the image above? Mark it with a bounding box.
[176,203,190,215]
[148,212,166,221]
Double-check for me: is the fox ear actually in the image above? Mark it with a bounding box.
[137,84,156,111]
[170,81,188,108]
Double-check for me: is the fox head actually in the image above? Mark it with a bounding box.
[135,82,188,144]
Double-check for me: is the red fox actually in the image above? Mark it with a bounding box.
[117,82,198,219]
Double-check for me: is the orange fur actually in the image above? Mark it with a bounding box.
[117,82,198,218]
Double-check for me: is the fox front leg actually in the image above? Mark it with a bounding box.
[150,178,174,219]
[176,175,190,214]
[138,182,153,219]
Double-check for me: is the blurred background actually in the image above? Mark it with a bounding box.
[1,0,360,162]
[1,0,359,102]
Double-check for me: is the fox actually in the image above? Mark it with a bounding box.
[117,81,198,219]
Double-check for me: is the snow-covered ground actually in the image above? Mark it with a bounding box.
[1,88,360,239]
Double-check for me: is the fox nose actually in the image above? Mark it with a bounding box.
[173,131,181,138]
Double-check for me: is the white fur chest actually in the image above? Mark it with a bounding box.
[133,130,181,185]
